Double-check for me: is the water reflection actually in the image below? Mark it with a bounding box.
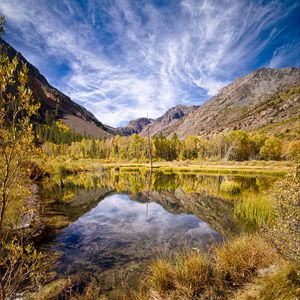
[38,169,280,295]
[39,170,278,234]
[55,194,220,276]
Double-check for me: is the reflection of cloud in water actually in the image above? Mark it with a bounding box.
[73,194,216,242]
[54,194,221,275]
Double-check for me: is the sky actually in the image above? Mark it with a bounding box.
[0,0,299,127]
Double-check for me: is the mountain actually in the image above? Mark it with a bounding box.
[147,67,300,139]
[139,105,199,137]
[0,38,113,138]
[114,117,153,136]
[3,36,299,141]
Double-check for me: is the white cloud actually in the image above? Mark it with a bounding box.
[269,41,300,68]
[0,0,298,126]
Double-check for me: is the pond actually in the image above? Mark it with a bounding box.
[38,169,280,297]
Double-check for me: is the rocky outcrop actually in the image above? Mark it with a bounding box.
[140,105,199,137]
[115,117,153,136]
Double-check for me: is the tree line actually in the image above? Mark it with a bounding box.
[41,130,300,162]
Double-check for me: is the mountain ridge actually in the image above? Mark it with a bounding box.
[2,37,299,140]
[140,105,199,137]
[142,67,300,139]
[0,37,113,138]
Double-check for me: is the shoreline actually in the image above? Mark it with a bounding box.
[99,161,291,176]
[38,158,292,176]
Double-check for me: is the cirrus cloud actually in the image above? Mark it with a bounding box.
[0,0,299,126]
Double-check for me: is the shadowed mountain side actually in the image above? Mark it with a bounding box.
[130,188,240,236]
[139,105,199,137]
[40,187,115,233]
[114,117,154,136]
[0,38,113,138]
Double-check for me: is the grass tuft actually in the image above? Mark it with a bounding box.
[148,259,175,293]
[220,181,242,195]
[173,252,210,296]
[234,195,275,229]
[215,235,278,288]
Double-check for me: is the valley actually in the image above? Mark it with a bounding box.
[0,8,299,300]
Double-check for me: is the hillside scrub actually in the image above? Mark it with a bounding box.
[264,164,300,263]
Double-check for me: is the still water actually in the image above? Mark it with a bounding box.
[39,170,280,295]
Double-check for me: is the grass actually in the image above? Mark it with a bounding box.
[35,156,290,177]
[220,181,242,195]
[141,235,278,299]
[257,263,300,300]
[149,252,210,297]
[233,263,300,300]
[214,235,277,288]
[234,194,275,229]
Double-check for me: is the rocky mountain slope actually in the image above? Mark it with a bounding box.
[147,68,300,139]
[115,117,153,136]
[140,105,199,137]
[1,38,113,138]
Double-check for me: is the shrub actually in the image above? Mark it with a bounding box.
[0,239,48,299]
[284,140,300,161]
[259,137,282,160]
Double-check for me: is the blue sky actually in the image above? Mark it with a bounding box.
[0,0,299,127]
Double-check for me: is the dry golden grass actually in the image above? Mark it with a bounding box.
[232,263,300,300]
[215,235,278,288]
[257,263,300,300]
[148,259,175,293]
[143,235,278,299]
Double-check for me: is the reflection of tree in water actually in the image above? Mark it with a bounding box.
[40,171,278,205]
[38,170,279,234]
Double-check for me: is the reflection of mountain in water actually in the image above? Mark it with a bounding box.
[131,188,239,236]
[39,170,277,236]
[40,187,114,233]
